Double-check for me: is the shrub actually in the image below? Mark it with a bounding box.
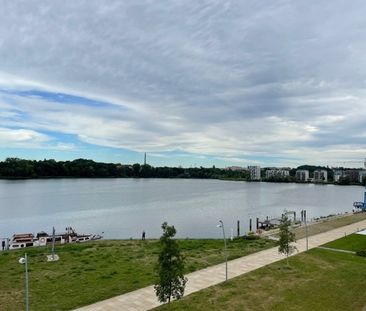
[243,232,259,240]
[356,250,366,257]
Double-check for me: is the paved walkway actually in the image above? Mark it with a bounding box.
[74,220,366,311]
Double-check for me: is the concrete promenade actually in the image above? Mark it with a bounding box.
[74,219,366,311]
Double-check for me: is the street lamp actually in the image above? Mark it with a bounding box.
[19,253,29,311]
[47,226,59,262]
[217,220,228,281]
[303,210,309,251]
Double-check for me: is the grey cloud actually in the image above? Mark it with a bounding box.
[1,0,366,164]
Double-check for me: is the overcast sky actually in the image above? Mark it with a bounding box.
[0,1,366,167]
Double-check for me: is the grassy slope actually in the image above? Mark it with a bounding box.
[0,238,274,311]
[156,248,366,311]
[293,212,366,239]
[323,233,366,252]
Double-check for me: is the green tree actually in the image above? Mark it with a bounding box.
[154,222,187,303]
[278,213,297,266]
[140,164,154,178]
[132,163,141,177]
[338,176,351,185]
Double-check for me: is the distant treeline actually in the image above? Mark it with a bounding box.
[0,158,250,179]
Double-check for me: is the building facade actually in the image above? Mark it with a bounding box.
[359,170,366,183]
[296,170,309,182]
[265,169,290,179]
[313,170,328,182]
[333,169,343,182]
[344,170,360,183]
[248,166,261,180]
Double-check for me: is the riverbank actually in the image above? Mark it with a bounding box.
[0,238,275,311]
[155,233,366,311]
[2,214,365,310]
[261,212,366,240]
[76,218,366,311]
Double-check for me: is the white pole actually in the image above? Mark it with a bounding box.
[52,226,55,260]
[219,220,228,281]
[305,211,308,251]
[25,253,29,311]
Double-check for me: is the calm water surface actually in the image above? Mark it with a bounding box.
[0,179,363,239]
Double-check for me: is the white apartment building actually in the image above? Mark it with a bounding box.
[333,169,343,182]
[296,170,309,182]
[313,170,328,182]
[248,166,261,180]
[265,169,290,179]
[359,170,366,183]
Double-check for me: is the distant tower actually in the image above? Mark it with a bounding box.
[144,153,147,166]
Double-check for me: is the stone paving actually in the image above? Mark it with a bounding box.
[74,219,366,311]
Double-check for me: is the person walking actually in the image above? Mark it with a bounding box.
[142,231,146,240]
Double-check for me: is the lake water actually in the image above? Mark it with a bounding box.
[0,179,364,239]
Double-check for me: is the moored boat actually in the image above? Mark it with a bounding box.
[9,227,102,250]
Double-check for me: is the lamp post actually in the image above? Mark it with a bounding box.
[19,253,29,311]
[304,210,308,251]
[52,226,55,260]
[217,220,228,281]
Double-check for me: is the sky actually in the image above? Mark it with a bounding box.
[1,1,366,168]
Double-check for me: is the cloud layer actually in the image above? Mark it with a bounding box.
[1,1,366,166]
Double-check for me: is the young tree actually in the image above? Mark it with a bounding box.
[278,212,297,266]
[154,222,187,303]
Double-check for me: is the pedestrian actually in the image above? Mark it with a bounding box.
[1,240,5,251]
[142,230,146,240]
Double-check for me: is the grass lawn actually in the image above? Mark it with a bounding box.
[263,212,366,240]
[323,233,366,252]
[155,240,366,311]
[293,212,366,239]
[0,237,274,311]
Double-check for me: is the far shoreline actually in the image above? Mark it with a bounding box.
[0,176,364,187]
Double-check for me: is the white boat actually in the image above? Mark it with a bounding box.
[9,227,102,250]
[9,233,36,249]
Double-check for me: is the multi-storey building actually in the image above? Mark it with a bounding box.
[295,170,309,182]
[359,170,366,183]
[313,170,328,182]
[333,169,343,182]
[265,169,290,179]
[344,170,360,183]
[248,166,261,180]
